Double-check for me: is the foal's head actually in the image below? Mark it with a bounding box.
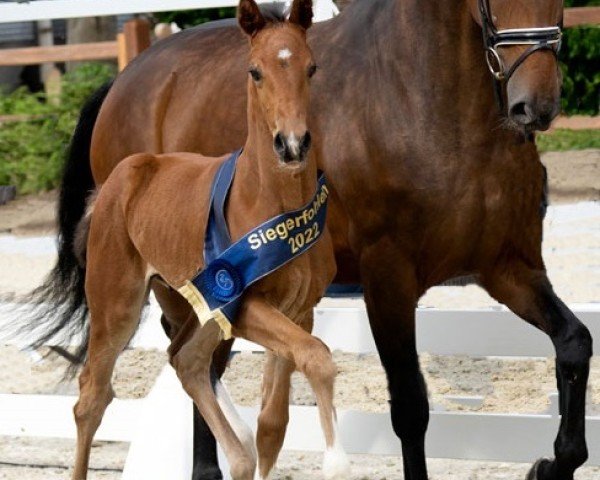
[238,0,316,167]
[469,0,563,131]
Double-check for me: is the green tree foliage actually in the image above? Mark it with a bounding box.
[0,63,115,193]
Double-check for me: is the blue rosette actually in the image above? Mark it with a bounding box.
[201,259,244,303]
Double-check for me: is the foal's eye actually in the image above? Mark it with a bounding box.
[249,67,263,82]
[307,64,318,78]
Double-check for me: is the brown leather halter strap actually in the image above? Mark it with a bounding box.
[479,0,563,112]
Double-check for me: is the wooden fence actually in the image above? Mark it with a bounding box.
[0,18,150,71]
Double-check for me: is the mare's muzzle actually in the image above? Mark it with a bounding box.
[479,0,562,128]
[274,131,312,163]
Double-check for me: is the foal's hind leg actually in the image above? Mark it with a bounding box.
[483,265,592,480]
[234,298,350,480]
[72,258,147,480]
[153,281,236,480]
[255,312,314,479]
[256,352,295,479]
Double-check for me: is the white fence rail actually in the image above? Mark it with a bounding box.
[0,0,339,24]
[4,299,599,357]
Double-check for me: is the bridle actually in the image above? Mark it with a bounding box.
[479,0,563,112]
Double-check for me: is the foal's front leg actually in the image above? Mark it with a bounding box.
[170,320,256,480]
[255,312,315,479]
[234,297,350,480]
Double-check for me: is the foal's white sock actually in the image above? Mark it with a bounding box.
[214,379,257,461]
[322,423,351,479]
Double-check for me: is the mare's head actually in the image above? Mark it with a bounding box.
[470,0,563,131]
[238,0,316,167]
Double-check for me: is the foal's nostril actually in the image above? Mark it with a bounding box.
[299,131,312,156]
[274,132,286,157]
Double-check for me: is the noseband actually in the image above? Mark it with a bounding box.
[479,0,562,112]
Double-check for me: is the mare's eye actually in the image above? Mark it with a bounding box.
[249,67,263,82]
[307,64,318,78]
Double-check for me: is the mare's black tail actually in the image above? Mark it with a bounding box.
[16,81,113,373]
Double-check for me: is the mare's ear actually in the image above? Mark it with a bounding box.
[289,0,313,30]
[238,0,267,37]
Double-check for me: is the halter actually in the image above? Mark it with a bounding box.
[479,0,562,112]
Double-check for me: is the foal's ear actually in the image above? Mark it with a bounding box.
[238,0,267,37]
[289,0,313,31]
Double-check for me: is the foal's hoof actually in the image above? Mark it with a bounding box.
[322,446,351,480]
[526,458,552,480]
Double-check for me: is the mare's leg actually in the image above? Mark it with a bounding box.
[360,242,429,480]
[171,320,255,480]
[72,254,147,479]
[153,282,234,480]
[255,351,295,479]
[483,264,592,480]
[234,298,350,480]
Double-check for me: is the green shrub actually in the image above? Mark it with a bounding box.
[560,26,600,115]
[154,8,236,28]
[0,63,115,194]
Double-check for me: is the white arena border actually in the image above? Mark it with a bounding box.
[1,367,599,475]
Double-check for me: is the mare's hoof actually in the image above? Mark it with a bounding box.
[526,458,552,480]
[192,466,223,480]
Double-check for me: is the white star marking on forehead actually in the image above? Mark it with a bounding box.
[278,48,292,61]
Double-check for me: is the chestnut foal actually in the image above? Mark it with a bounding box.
[70,1,349,479]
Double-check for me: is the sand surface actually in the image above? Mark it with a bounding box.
[5,347,600,415]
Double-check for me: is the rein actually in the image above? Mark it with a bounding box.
[178,151,329,339]
[479,0,562,112]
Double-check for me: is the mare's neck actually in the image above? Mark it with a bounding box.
[329,0,502,145]
[235,84,317,217]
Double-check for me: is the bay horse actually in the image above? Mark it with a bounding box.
[68,1,349,479]
[26,0,591,479]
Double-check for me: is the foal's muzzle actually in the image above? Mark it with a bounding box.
[274,131,312,163]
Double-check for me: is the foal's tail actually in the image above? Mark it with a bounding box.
[15,81,112,373]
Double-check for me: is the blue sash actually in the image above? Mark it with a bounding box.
[177,150,329,339]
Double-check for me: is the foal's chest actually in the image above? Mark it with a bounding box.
[179,151,333,337]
